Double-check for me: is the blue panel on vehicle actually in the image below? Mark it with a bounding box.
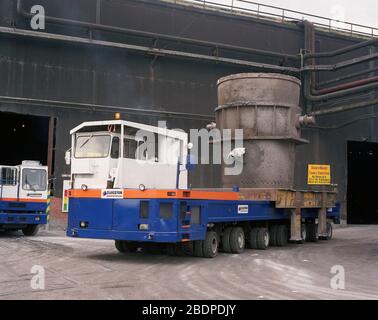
[112,199,141,231]
[69,198,113,230]
[0,200,47,212]
[156,200,179,233]
[0,213,47,225]
[112,199,179,233]
[206,200,288,222]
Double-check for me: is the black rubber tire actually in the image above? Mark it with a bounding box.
[229,227,245,254]
[222,227,233,253]
[116,241,139,253]
[248,228,259,249]
[306,224,318,242]
[22,225,40,236]
[256,228,270,250]
[269,225,279,247]
[166,244,176,256]
[1,229,15,235]
[181,242,194,256]
[319,222,333,240]
[166,243,185,256]
[276,225,288,247]
[202,231,219,258]
[193,240,204,257]
[142,243,165,255]
[125,241,139,252]
[115,240,126,253]
[326,222,333,240]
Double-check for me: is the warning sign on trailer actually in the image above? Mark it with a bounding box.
[308,164,331,185]
[238,205,249,215]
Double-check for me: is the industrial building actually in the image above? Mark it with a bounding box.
[0,0,377,225]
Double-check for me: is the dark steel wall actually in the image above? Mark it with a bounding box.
[0,0,377,220]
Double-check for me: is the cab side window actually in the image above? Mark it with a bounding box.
[111,137,120,159]
[124,138,138,159]
[0,168,18,186]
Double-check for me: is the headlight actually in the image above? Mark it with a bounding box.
[80,221,88,228]
[139,184,146,191]
[139,224,149,231]
[81,184,88,191]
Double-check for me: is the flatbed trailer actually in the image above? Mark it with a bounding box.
[67,188,340,258]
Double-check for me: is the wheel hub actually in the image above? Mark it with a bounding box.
[238,233,245,248]
[264,232,269,247]
[211,238,218,253]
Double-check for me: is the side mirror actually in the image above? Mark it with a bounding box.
[65,149,71,166]
[186,154,197,172]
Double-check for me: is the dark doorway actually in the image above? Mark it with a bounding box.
[0,112,50,166]
[347,141,378,224]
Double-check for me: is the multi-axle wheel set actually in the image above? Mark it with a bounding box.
[114,221,334,259]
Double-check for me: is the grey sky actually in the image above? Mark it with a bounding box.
[258,0,377,26]
[203,0,378,30]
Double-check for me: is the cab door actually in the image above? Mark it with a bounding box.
[0,167,19,200]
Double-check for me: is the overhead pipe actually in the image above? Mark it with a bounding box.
[301,21,378,103]
[0,94,215,121]
[303,36,378,60]
[17,1,376,75]
[16,0,299,62]
[306,113,378,129]
[311,98,378,116]
[302,20,316,113]
[303,52,378,72]
[315,76,378,95]
[0,26,300,73]
[317,66,378,88]
[304,74,378,102]
[303,55,378,101]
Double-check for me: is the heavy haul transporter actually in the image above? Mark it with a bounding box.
[66,73,341,258]
[0,161,49,236]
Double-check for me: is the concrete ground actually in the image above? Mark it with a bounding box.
[0,225,377,300]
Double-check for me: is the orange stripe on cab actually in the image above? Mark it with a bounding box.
[1,198,47,203]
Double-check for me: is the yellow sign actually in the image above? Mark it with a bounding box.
[308,164,331,185]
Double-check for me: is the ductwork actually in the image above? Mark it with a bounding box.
[301,21,378,105]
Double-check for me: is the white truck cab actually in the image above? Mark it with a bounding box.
[0,161,49,236]
[67,120,189,190]
[0,161,48,201]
